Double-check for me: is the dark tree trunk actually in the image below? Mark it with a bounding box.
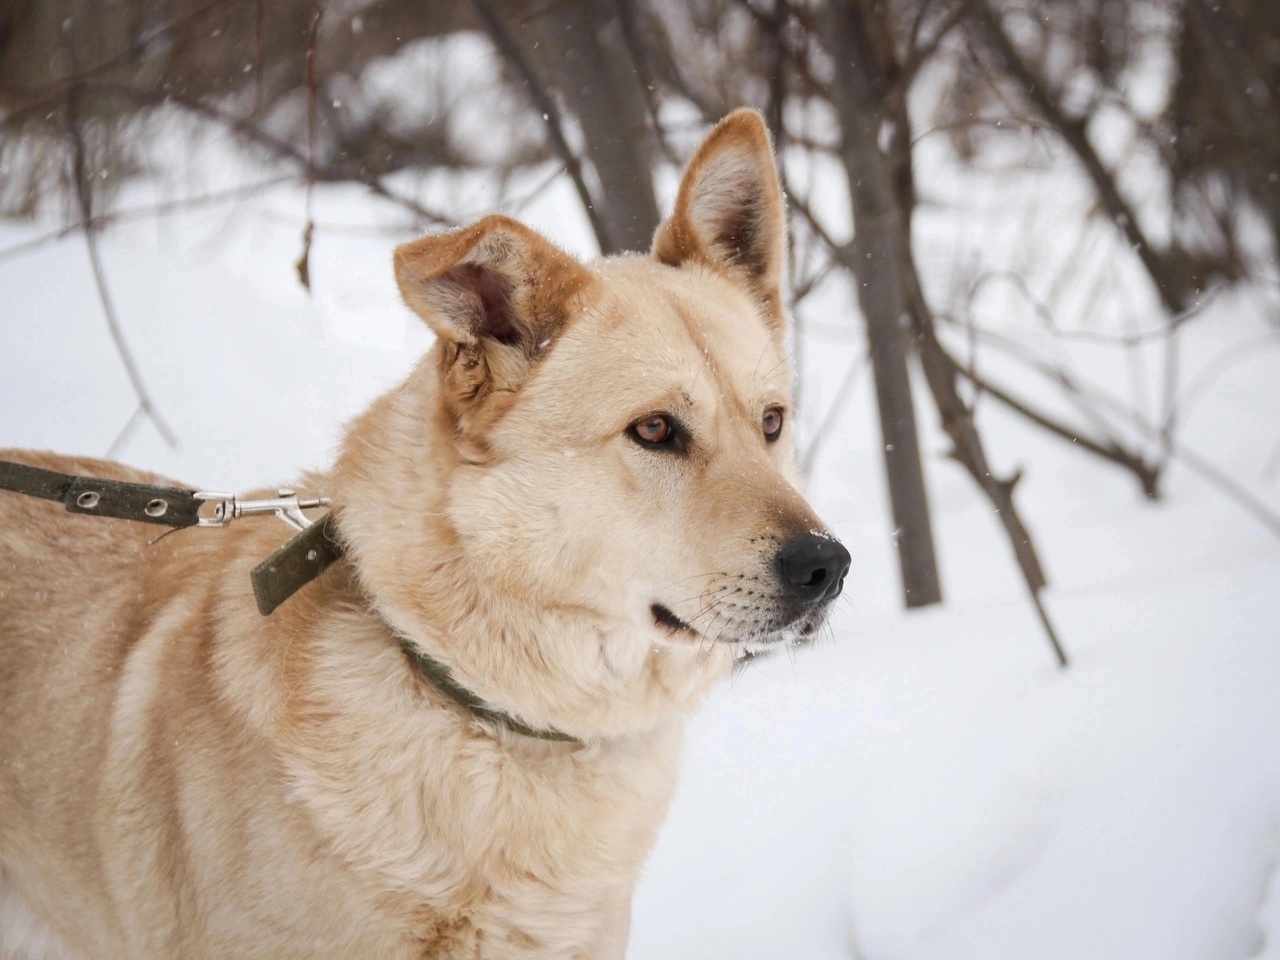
[824,0,1066,665]
[519,0,662,254]
[825,1,943,609]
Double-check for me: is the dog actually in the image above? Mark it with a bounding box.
[0,109,849,959]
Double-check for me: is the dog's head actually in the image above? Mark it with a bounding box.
[338,110,848,734]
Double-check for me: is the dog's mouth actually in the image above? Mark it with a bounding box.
[650,600,828,652]
[651,603,695,634]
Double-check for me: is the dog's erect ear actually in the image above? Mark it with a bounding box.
[395,215,592,353]
[652,109,787,328]
[394,216,593,396]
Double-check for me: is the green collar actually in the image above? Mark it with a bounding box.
[393,634,579,743]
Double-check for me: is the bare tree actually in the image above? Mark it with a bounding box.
[3,0,1277,664]
[822,0,944,610]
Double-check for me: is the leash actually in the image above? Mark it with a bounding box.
[0,459,340,616]
[0,458,576,743]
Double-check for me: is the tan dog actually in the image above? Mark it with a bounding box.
[0,110,849,960]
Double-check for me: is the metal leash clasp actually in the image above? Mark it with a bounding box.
[194,489,331,533]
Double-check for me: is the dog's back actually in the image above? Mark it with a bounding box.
[0,452,175,957]
[0,454,415,959]
[0,450,170,823]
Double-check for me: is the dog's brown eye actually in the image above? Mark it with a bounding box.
[763,406,784,442]
[634,415,672,444]
[628,413,689,452]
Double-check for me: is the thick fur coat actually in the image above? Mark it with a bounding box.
[0,110,848,959]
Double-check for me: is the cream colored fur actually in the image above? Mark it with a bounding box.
[0,110,839,959]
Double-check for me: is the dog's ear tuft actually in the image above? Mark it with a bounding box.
[444,263,520,345]
[394,215,592,357]
[653,109,787,330]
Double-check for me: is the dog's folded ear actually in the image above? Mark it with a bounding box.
[653,109,787,330]
[394,216,595,405]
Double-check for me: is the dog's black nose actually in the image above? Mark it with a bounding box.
[776,534,851,604]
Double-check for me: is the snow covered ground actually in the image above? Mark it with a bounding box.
[1,124,1278,960]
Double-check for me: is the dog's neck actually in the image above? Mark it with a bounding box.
[357,562,731,742]
[388,628,578,743]
[328,375,735,742]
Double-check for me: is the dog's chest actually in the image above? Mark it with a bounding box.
[400,751,669,956]
[402,886,603,960]
[298,720,681,958]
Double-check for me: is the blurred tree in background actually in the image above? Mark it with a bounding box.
[2,0,1278,660]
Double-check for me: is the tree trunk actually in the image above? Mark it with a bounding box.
[825,1,943,609]
[520,0,662,254]
[824,0,1066,665]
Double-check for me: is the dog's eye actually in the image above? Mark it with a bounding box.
[763,406,785,442]
[628,414,689,452]
[632,415,673,445]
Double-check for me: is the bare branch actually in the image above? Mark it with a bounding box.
[66,86,178,452]
[909,113,1053,147]
[0,177,294,265]
[956,319,1280,539]
[1263,437,1280,487]
[296,2,325,292]
[900,0,972,88]
[611,0,684,169]
[4,0,228,111]
[468,0,614,253]
[800,352,870,477]
[106,403,148,461]
[951,354,1162,498]
[74,81,451,228]
[1172,443,1280,541]
[964,0,1186,315]
[1175,333,1280,431]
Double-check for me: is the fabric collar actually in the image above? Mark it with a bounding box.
[392,632,579,743]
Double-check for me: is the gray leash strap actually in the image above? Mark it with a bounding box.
[0,458,342,612]
[0,459,203,527]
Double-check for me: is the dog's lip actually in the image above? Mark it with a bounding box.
[727,603,832,652]
[650,603,695,634]
[651,599,831,649]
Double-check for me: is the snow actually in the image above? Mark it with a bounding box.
[2,123,1278,960]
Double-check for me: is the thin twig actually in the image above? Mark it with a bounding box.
[956,319,1280,539]
[0,177,294,265]
[1174,333,1280,431]
[468,0,614,253]
[899,0,971,88]
[1171,443,1280,540]
[909,113,1053,147]
[786,187,847,253]
[1262,437,1280,486]
[611,0,683,168]
[106,403,147,460]
[296,2,325,291]
[951,356,1162,497]
[799,352,869,477]
[254,0,267,114]
[76,81,451,227]
[965,0,1185,315]
[4,0,227,111]
[66,85,178,452]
